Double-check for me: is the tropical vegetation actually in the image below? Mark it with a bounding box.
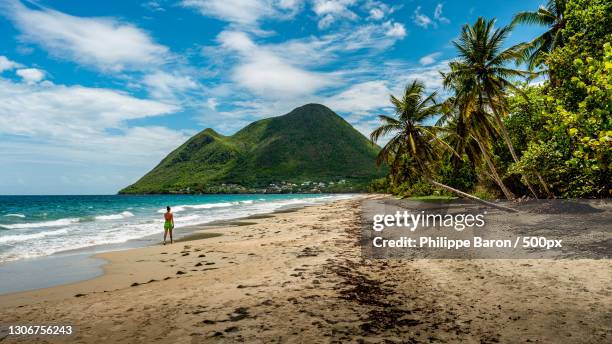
[370,0,610,201]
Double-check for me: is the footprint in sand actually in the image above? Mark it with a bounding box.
[228,307,250,321]
[260,299,274,306]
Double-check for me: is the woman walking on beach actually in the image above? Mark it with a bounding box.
[163,206,174,245]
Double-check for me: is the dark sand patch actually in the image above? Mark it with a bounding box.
[273,207,304,214]
[175,232,222,243]
[222,221,258,226]
[245,214,275,220]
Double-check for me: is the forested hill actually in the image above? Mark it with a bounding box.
[119,104,385,194]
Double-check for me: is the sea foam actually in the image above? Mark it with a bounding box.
[3,213,26,218]
[95,211,135,221]
[0,218,80,230]
[0,228,70,244]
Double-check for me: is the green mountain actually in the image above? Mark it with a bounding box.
[119,104,385,194]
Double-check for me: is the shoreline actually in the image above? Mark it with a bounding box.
[0,198,341,296]
[1,195,610,343]
[0,195,369,308]
[0,193,352,265]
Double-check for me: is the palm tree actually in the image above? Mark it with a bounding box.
[444,17,541,198]
[370,80,518,212]
[437,95,516,200]
[512,0,566,71]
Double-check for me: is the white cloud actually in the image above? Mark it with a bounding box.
[232,52,332,98]
[313,0,358,29]
[368,8,384,20]
[0,55,21,72]
[340,23,405,50]
[217,30,334,98]
[206,98,218,110]
[5,0,169,72]
[16,68,45,84]
[277,0,303,11]
[364,0,397,21]
[413,6,432,28]
[383,21,406,38]
[325,80,390,114]
[200,19,409,120]
[399,60,449,91]
[262,22,406,68]
[413,4,449,29]
[142,71,199,100]
[0,75,191,194]
[218,30,257,50]
[0,76,192,193]
[182,0,270,25]
[181,0,302,26]
[434,3,450,24]
[142,0,166,12]
[419,52,441,66]
[0,78,178,138]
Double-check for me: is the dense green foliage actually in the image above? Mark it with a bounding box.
[120,104,385,194]
[508,0,611,197]
[373,0,610,199]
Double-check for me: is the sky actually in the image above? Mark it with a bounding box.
[0,0,545,195]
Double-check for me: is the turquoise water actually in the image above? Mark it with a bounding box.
[0,194,352,262]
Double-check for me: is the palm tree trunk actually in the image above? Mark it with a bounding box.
[475,139,516,200]
[536,173,554,198]
[488,100,539,198]
[426,177,519,213]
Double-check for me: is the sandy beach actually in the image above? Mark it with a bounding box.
[1,195,611,343]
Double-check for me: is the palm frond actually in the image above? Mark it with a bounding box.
[512,11,554,26]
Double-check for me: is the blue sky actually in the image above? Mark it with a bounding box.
[0,0,544,194]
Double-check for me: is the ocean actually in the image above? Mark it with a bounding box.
[0,194,353,263]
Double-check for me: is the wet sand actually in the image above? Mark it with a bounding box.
[0,195,610,343]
